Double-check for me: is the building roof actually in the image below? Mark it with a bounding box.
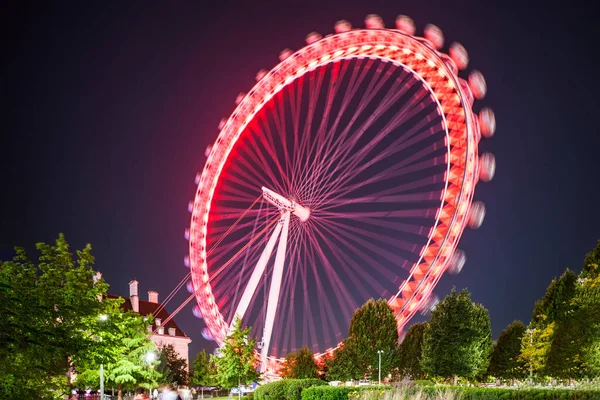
[107,294,189,338]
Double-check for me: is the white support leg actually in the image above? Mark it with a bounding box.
[228,214,285,334]
[261,211,291,373]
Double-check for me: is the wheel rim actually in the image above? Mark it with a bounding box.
[189,28,480,368]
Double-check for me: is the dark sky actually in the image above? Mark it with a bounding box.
[2,1,599,359]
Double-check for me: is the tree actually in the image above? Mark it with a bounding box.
[530,269,577,328]
[582,239,600,278]
[0,235,112,399]
[324,342,361,381]
[518,322,554,382]
[421,288,492,383]
[75,299,162,400]
[344,298,400,380]
[190,349,217,392]
[156,344,189,386]
[398,323,427,379]
[212,318,260,395]
[280,347,318,379]
[487,321,526,381]
[546,270,600,379]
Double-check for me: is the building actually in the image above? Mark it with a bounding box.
[108,279,192,368]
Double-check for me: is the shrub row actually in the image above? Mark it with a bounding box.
[301,385,600,400]
[454,387,600,400]
[301,386,392,400]
[255,378,328,400]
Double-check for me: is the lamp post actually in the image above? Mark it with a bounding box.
[377,350,384,385]
[98,314,108,400]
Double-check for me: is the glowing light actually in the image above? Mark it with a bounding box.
[144,351,156,364]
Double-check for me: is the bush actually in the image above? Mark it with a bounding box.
[455,387,600,400]
[302,386,355,400]
[412,380,435,387]
[338,386,600,400]
[286,379,328,400]
[255,379,328,400]
[255,380,290,400]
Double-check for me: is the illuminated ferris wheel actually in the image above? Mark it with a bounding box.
[187,14,496,374]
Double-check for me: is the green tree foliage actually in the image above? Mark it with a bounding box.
[156,344,189,386]
[518,323,554,380]
[344,298,400,380]
[582,239,600,278]
[0,235,111,399]
[421,288,492,381]
[324,342,361,381]
[75,300,162,400]
[190,349,217,389]
[398,322,427,379]
[281,347,318,379]
[487,321,526,380]
[530,269,577,328]
[546,271,600,378]
[212,317,260,391]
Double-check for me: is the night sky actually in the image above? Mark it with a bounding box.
[2,1,600,359]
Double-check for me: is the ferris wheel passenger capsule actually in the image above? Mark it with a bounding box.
[255,69,268,82]
[424,24,444,49]
[419,293,439,315]
[279,48,294,62]
[334,20,352,33]
[188,201,193,213]
[235,92,246,105]
[184,228,190,240]
[468,201,486,229]
[449,42,469,70]
[192,305,203,319]
[184,255,190,268]
[468,70,487,100]
[194,172,201,184]
[365,14,384,29]
[202,327,215,340]
[218,118,227,130]
[306,32,322,45]
[479,107,496,138]
[447,249,466,275]
[187,281,195,294]
[205,145,212,157]
[479,152,496,182]
[395,15,416,35]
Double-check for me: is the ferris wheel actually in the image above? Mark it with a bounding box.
[187,14,496,374]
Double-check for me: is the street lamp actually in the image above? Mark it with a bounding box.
[145,351,157,364]
[97,314,108,400]
[377,350,384,385]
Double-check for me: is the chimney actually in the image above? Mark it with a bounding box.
[129,280,139,313]
[168,327,176,336]
[94,272,103,301]
[148,291,159,303]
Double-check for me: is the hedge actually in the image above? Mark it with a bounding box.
[301,385,600,400]
[255,379,328,400]
[451,387,600,400]
[286,379,329,400]
[301,386,392,400]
